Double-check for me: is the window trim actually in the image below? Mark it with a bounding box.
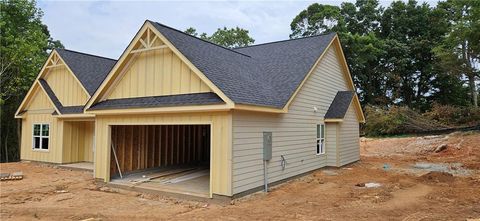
[32,123,50,152]
[316,123,325,155]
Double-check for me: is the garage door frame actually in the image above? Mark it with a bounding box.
[106,121,214,197]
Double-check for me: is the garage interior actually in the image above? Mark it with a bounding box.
[109,124,211,197]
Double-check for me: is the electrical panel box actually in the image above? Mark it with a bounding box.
[263,132,272,161]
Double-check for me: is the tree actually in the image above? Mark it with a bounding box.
[0,0,63,162]
[434,0,480,107]
[289,0,465,111]
[289,3,345,39]
[184,26,254,48]
[290,0,387,107]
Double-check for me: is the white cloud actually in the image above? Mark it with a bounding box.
[37,0,438,59]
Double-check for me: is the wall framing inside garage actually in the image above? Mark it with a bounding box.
[109,124,210,177]
[94,112,232,197]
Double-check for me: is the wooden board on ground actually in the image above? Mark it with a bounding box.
[0,172,23,181]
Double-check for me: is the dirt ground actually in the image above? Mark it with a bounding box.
[1,131,479,221]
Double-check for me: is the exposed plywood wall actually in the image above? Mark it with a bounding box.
[44,65,89,106]
[110,125,210,177]
[94,112,232,196]
[107,49,211,99]
[63,121,94,163]
[20,113,63,163]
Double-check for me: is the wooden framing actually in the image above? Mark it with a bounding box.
[98,117,223,197]
[110,125,210,177]
[45,52,65,69]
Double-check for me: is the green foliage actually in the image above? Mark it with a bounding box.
[0,0,63,162]
[290,3,345,38]
[290,0,477,110]
[184,26,254,48]
[434,0,480,106]
[184,27,198,36]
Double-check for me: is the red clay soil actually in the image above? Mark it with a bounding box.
[1,131,479,221]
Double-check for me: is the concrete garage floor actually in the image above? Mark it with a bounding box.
[58,162,94,172]
[109,167,210,198]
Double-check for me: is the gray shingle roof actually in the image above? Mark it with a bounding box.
[38,79,63,111]
[324,91,354,119]
[38,79,84,115]
[89,92,224,110]
[151,21,336,108]
[56,49,117,95]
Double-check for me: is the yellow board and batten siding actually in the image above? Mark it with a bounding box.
[63,121,95,163]
[44,65,89,106]
[107,50,211,99]
[26,86,54,113]
[20,86,64,163]
[231,45,351,194]
[94,112,232,196]
[19,50,94,164]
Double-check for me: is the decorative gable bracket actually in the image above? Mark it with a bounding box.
[130,27,168,54]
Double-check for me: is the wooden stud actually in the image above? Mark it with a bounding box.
[150,36,158,47]
[120,126,126,172]
[130,45,168,54]
[181,125,185,164]
[45,64,65,69]
[139,38,148,49]
[151,126,156,168]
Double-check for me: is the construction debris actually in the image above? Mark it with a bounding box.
[434,144,448,153]
[355,182,382,188]
[0,172,23,181]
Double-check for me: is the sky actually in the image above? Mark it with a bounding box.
[37,0,439,59]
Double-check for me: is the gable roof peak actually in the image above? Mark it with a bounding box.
[148,20,251,58]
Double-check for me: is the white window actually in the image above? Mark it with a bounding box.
[316,124,325,155]
[33,124,49,150]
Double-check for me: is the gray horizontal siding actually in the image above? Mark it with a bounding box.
[338,104,360,166]
[232,46,351,194]
[326,123,338,166]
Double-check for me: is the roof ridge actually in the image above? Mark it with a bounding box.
[150,21,252,58]
[55,48,117,61]
[234,32,336,49]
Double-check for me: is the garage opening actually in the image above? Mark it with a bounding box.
[109,125,210,197]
